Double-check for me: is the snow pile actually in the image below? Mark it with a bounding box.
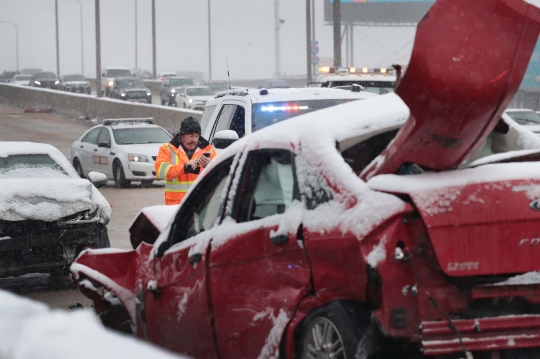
[0,289,190,359]
[483,271,540,287]
[366,236,387,268]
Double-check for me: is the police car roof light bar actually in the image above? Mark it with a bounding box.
[102,118,154,126]
[214,88,249,98]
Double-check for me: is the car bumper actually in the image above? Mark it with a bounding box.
[126,161,157,180]
[0,220,102,277]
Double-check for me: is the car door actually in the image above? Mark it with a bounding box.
[208,149,312,359]
[78,128,102,174]
[95,127,113,177]
[143,157,235,359]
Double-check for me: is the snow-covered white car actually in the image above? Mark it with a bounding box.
[175,85,214,110]
[58,74,91,94]
[71,118,172,188]
[0,142,111,278]
[12,74,31,86]
[101,67,132,96]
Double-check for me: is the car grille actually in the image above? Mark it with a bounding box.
[126,91,146,98]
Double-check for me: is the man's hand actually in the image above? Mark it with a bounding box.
[186,159,199,170]
[198,155,211,168]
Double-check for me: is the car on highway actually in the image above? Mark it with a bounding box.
[159,76,195,106]
[203,80,230,94]
[0,142,111,278]
[0,70,21,83]
[504,108,540,134]
[58,74,91,94]
[30,72,59,89]
[201,87,377,151]
[71,118,172,188]
[158,72,177,82]
[101,67,132,96]
[260,78,291,89]
[108,77,152,104]
[175,85,214,110]
[137,70,154,80]
[12,74,31,86]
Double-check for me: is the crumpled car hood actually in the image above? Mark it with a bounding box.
[362,0,540,180]
[0,178,108,222]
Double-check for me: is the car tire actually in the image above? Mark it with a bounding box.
[92,223,110,248]
[113,161,131,188]
[141,180,154,188]
[73,158,85,178]
[295,301,369,359]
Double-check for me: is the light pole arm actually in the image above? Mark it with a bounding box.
[0,21,19,71]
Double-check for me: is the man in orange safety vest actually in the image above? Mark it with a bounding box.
[155,116,217,205]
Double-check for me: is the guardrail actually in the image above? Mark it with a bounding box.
[0,83,202,131]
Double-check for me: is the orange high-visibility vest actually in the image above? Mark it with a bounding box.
[154,142,217,205]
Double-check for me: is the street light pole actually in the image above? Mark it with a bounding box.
[306,0,311,84]
[135,0,138,76]
[55,0,60,76]
[0,21,19,71]
[95,0,102,97]
[333,0,341,67]
[61,0,84,75]
[208,0,211,81]
[152,0,156,78]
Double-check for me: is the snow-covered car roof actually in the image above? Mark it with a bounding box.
[317,74,396,83]
[0,141,78,178]
[505,108,535,112]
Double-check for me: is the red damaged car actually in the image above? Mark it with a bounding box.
[72,0,540,358]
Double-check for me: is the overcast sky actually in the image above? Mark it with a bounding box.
[0,0,418,80]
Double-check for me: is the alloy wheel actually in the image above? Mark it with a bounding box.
[303,318,346,359]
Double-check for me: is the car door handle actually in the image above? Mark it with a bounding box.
[94,149,98,152]
[80,145,83,148]
[271,234,288,245]
[189,253,202,264]
[110,152,115,155]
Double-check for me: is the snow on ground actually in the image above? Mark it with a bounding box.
[0,289,190,359]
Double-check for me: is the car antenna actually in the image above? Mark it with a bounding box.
[226,58,231,90]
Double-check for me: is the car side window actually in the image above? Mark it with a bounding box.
[211,104,236,139]
[98,128,111,146]
[200,105,217,135]
[169,157,234,245]
[234,150,297,223]
[84,128,102,145]
[295,155,332,210]
[229,106,246,138]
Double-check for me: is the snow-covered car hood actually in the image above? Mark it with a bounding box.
[116,143,163,158]
[0,178,111,223]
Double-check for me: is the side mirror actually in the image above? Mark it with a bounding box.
[87,171,108,188]
[98,141,110,148]
[212,130,239,149]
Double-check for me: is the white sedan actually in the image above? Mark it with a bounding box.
[175,85,214,110]
[71,118,172,188]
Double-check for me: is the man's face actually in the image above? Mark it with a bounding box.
[181,133,199,150]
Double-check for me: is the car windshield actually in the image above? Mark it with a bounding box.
[14,75,30,81]
[35,72,56,79]
[0,154,68,178]
[113,128,172,145]
[187,87,213,96]
[170,78,194,87]
[206,82,229,92]
[106,69,131,77]
[252,99,355,131]
[4,71,20,79]
[64,75,86,82]
[506,110,540,125]
[330,80,394,95]
[119,79,145,89]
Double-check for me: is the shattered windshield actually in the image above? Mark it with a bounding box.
[0,154,68,178]
[113,128,172,145]
[252,99,355,131]
[506,110,540,125]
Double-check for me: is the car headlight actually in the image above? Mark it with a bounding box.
[107,80,114,87]
[147,92,151,96]
[128,153,149,162]
[55,80,60,85]
[188,98,193,103]
[35,81,41,85]
[121,92,126,97]
[171,89,176,93]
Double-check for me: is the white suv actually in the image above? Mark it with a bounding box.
[200,87,377,151]
[71,118,172,188]
[100,67,132,96]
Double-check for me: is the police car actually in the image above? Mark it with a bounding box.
[200,87,377,151]
[313,67,397,95]
[71,118,172,188]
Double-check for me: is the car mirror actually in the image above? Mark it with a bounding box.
[212,130,239,149]
[98,141,110,148]
[87,171,108,188]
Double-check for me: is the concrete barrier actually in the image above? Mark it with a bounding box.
[0,83,202,132]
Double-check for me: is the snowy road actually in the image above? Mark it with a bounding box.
[0,103,166,309]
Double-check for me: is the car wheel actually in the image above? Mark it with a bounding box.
[91,223,110,248]
[113,161,131,188]
[141,180,154,188]
[296,301,369,359]
[73,158,85,178]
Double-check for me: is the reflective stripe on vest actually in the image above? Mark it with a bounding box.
[157,162,172,180]
[164,182,192,192]
[168,145,178,165]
